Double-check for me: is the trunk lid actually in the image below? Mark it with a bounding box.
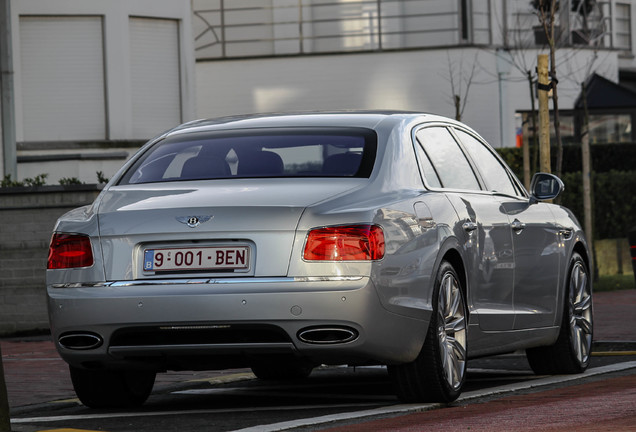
[96,179,364,280]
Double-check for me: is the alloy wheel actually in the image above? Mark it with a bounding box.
[437,271,467,390]
[568,261,593,365]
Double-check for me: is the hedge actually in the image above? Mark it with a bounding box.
[497,143,636,175]
[560,170,636,239]
[496,146,636,239]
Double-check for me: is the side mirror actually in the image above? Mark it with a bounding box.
[530,172,564,203]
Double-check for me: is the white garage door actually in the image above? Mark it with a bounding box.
[19,16,106,141]
[130,17,181,139]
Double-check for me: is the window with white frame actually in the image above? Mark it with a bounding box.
[615,2,632,52]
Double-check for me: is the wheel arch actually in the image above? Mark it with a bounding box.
[442,249,466,294]
[572,241,592,278]
[436,242,469,320]
[554,240,592,334]
[557,241,593,318]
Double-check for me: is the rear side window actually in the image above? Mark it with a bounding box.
[414,143,442,188]
[415,127,480,191]
[119,128,377,185]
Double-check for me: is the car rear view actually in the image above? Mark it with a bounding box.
[48,112,593,408]
[46,115,423,408]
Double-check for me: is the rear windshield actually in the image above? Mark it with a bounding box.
[118,127,377,185]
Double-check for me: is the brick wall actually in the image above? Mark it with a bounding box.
[0,186,100,336]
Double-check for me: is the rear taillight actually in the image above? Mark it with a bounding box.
[47,233,94,269]
[303,225,385,261]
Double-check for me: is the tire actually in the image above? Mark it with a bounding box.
[250,358,314,381]
[389,261,467,403]
[69,366,156,408]
[526,252,593,375]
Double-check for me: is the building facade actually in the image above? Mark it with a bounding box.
[0,0,195,184]
[193,0,634,149]
[1,0,635,183]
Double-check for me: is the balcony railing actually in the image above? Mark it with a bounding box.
[193,0,619,60]
[193,0,493,59]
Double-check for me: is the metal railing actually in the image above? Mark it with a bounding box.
[193,0,492,59]
[508,0,614,50]
[193,0,622,60]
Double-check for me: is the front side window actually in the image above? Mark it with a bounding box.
[454,129,520,197]
[119,128,377,184]
[415,127,480,191]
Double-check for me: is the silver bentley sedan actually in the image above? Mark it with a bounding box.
[47,111,593,408]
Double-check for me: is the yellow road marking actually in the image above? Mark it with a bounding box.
[187,371,256,384]
[39,429,104,432]
[592,351,636,356]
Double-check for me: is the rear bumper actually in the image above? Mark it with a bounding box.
[47,277,430,370]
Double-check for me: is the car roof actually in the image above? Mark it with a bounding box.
[165,111,458,137]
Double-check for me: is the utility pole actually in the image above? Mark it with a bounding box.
[537,54,551,173]
[1,0,17,179]
[0,1,14,428]
[0,345,10,432]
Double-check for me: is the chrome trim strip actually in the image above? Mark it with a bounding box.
[108,342,295,357]
[51,276,363,289]
[294,276,363,282]
[51,282,112,288]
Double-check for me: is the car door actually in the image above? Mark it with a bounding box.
[414,126,515,331]
[453,129,562,329]
[504,200,562,329]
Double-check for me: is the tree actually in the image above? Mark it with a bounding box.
[571,0,598,43]
[533,0,565,178]
[445,51,479,122]
[489,3,542,187]
[564,50,607,278]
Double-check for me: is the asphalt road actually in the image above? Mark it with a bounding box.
[8,352,636,432]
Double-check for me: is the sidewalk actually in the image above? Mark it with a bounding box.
[321,373,636,432]
[1,289,635,411]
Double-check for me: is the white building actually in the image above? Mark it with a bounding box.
[0,0,195,184]
[1,0,635,183]
[193,0,635,149]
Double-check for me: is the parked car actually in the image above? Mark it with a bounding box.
[47,112,593,408]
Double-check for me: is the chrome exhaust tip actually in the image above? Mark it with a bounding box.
[59,332,103,350]
[297,326,358,345]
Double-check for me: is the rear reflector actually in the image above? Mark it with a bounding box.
[47,233,94,269]
[303,224,385,261]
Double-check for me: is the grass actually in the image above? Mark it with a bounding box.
[595,274,635,292]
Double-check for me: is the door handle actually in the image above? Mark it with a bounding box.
[559,227,574,240]
[511,219,526,233]
[462,221,478,232]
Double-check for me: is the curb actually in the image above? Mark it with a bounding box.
[592,340,636,352]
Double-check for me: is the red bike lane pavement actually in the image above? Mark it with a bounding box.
[320,373,636,432]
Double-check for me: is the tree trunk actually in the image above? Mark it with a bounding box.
[0,345,11,432]
[550,45,563,179]
[538,54,551,174]
[525,70,537,189]
[581,81,595,277]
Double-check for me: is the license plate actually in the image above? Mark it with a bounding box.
[143,246,250,272]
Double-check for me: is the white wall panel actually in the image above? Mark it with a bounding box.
[130,17,181,139]
[19,16,106,141]
[195,47,619,148]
